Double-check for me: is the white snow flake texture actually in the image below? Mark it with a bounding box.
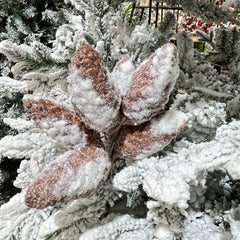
[79,214,155,240]
[25,146,111,209]
[121,43,179,125]
[182,212,228,240]
[67,43,121,133]
[114,120,240,210]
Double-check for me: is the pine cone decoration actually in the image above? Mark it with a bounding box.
[109,57,135,97]
[121,43,179,125]
[23,43,188,209]
[25,146,111,209]
[68,43,121,133]
[23,96,98,147]
[115,110,188,161]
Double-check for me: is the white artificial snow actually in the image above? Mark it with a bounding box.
[67,67,120,132]
[11,62,28,76]
[0,192,55,240]
[0,184,122,240]
[109,58,135,96]
[14,140,63,190]
[0,77,28,93]
[3,117,34,131]
[114,120,240,211]
[113,157,159,193]
[230,220,240,240]
[0,132,52,159]
[227,212,240,240]
[185,101,226,129]
[51,148,111,199]
[150,109,189,136]
[182,212,229,240]
[39,118,87,148]
[144,120,240,209]
[23,68,66,83]
[37,187,122,240]
[0,40,31,62]
[95,41,105,55]
[79,214,155,240]
[154,224,178,240]
[53,13,84,56]
[113,166,144,192]
[0,129,63,190]
[122,43,180,125]
[23,94,74,111]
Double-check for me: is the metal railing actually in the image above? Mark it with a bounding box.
[129,0,183,28]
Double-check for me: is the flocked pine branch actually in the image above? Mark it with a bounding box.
[0,77,28,93]
[0,186,122,240]
[176,27,240,121]
[65,0,119,68]
[113,119,240,235]
[0,40,68,76]
[0,0,70,44]
[181,212,229,240]
[79,214,155,240]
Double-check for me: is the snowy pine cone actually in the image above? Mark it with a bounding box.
[25,146,111,209]
[67,43,121,133]
[121,43,179,125]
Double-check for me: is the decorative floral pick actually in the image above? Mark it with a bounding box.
[23,43,188,209]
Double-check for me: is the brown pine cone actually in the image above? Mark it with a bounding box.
[68,43,121,133]
[23,96,98,147]
[121,43,179,125]
[115,110,188,162]
[25,145,111,209]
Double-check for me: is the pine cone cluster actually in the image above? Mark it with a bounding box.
[23,43,188,209]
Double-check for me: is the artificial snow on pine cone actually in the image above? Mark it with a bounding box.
[23,95,99,148]
[109,57,135,97]
[25,146,111,209]
[121,43,179,125]
[20,42,187,209]
[67,42,121,133]
[115,109,188,162]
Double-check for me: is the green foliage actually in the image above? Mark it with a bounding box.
[176,31,196,73]
[196,27,240,67]
[122,2,134,21]
[149,200,185,228]
[176,26,240,121]
[154,11,176,46]
[0,92,24,139]
[196,29,214,48]
[0,0,69,44]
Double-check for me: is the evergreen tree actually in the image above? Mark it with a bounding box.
[0,1,240,239]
